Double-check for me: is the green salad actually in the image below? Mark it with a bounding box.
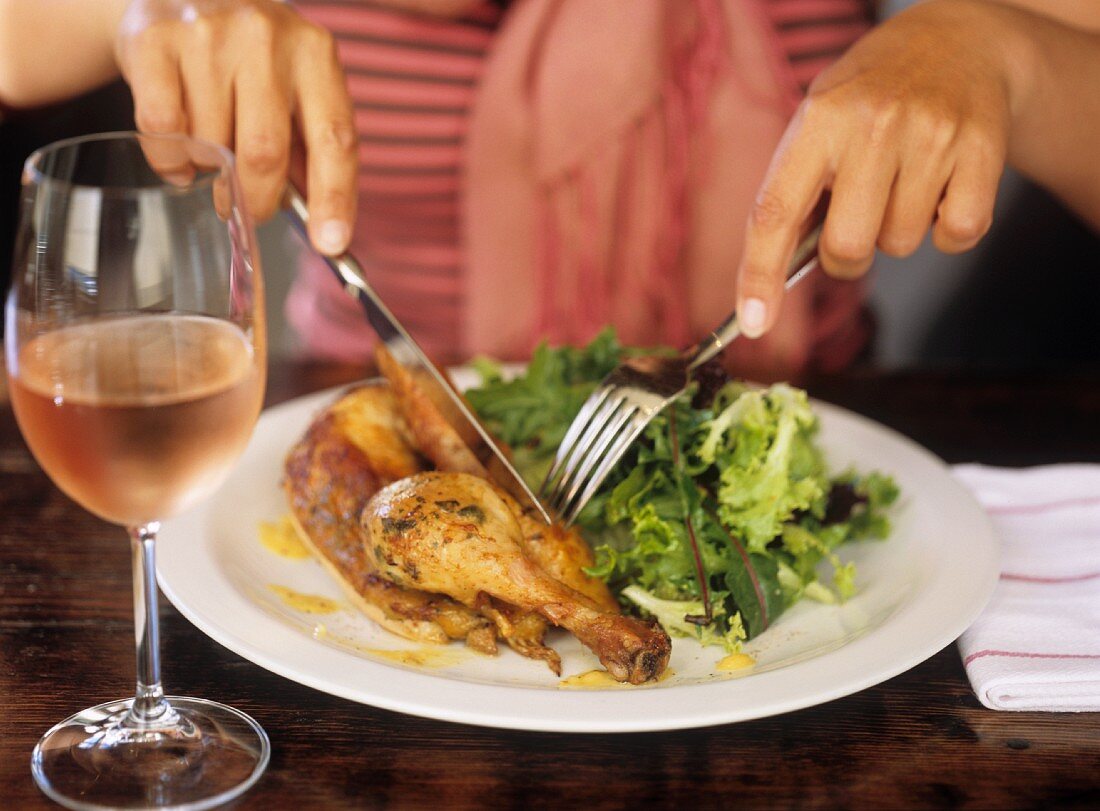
[466,329,898,652]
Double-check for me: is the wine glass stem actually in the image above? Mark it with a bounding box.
[127,522,172,725]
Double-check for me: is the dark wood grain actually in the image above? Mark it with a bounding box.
[2,362,1099,810]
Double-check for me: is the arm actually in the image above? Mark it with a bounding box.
[735,0,1100,338]
[949,1,1100,223]
[986,1,1100,32]
[0,1,126,108]
[0,0,357,255]
[999,6,1100,224]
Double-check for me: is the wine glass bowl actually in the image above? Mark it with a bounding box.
[5,132,269,810]
[10,312,263,526]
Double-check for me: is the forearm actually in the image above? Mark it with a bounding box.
[995,4,1100,228]
[984,0,1100,32]
[0,0,128,108]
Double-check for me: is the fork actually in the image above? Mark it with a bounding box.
[541,222,824,525]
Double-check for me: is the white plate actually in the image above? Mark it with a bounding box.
[157,371,999,733]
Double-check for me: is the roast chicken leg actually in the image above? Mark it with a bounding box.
[363,471,672,684]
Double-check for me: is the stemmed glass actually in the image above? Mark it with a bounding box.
[5,132,269,809]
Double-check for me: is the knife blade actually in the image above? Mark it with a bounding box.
[282,186,553,524]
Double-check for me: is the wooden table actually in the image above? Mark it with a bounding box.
[3,361,1099,809]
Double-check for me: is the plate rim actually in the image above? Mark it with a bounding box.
[157,380,1000,733]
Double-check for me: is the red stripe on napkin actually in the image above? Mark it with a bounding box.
[963,649,1100,667]
[1001,571,1100,584]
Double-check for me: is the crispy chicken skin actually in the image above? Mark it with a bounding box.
[364,472,672,684]
[283,383,498,651]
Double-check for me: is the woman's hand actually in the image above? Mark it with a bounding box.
[734,0,1036,338]
[115,0,356,254]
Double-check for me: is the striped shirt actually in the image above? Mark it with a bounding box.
[288,0,874,363]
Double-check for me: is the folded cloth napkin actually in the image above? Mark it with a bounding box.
[955,464,1100,712]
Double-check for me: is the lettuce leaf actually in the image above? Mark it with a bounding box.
[620,585,745,652]
[466,332,899,647]
[711,385,826,552]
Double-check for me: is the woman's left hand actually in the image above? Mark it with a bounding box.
[733,0,1033,338]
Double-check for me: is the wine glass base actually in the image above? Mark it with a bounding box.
[31,696,270,811]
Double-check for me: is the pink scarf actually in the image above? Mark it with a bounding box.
[464,0,860,378]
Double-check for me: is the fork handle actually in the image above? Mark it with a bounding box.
[686,221,823,370]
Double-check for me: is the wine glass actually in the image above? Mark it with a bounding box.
[5,132,269,809]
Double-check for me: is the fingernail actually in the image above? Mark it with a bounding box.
[163,170,194,188]
[740,297,767,338]
[317,220,350,255]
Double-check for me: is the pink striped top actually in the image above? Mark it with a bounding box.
[287,0,874,364]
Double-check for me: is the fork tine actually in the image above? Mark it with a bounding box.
[544,396,628,513]
[545,392,621,487]
[561,417,650,526]
[539,383,612,498]
[543,393,629,512]
[551,402,637,514]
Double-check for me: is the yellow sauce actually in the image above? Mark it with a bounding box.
[268,584,342,614]
[359,647,467,668]
[717,652,756,672]
[559,669,675,690]
[258,515,311,559]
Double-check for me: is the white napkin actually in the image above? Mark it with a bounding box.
[954,464,1100,712]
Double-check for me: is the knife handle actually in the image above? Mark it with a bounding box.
[282,185,377,302]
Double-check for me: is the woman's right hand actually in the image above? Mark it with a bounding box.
[115,0,357,255]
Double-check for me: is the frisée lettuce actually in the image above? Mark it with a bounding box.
[466,329,898,652]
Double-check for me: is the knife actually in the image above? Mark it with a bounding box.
[282,186,553,524]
